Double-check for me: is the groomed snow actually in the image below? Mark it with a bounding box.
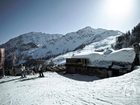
[0,67,140,105]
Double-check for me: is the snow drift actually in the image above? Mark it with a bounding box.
[72,48,135,68]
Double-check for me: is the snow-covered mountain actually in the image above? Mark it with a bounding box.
[0,27,122,65]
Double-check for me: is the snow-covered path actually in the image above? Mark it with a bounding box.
[0,67,140,105]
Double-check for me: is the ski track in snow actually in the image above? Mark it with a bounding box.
[0,68,140,105]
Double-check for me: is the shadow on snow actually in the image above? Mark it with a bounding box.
[18,77,39,82]
[0,78,20,84]
[57,72,100,82]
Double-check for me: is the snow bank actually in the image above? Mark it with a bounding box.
[73,48,135,68]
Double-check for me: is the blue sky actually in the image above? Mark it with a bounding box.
[0,0,140,44]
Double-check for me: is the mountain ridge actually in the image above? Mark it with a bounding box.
[0,26,122,66]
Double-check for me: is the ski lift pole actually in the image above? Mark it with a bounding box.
[2,64,5,77]
[2,48,5,77]
[0,48,5,77]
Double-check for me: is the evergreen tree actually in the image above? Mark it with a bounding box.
[114,23,140,49]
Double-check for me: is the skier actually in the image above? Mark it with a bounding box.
[38,64,44,77]
[21,64,26,78]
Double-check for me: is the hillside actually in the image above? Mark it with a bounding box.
[47,35,121,65]
[114,23,140,49]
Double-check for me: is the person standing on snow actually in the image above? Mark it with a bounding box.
[38,64,44,77]
[21,64,26,78]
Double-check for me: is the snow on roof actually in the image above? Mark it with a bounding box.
[72,48,135,68]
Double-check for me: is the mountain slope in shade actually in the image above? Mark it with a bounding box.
[0,27,122,65]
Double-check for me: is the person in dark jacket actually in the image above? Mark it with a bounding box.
[21,64,26,78]
[38,64,44,77]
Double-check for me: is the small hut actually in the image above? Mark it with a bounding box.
[66,48,135,78]
[66,58,88,74]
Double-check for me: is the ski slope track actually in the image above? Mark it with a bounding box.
[0,67,140,105]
